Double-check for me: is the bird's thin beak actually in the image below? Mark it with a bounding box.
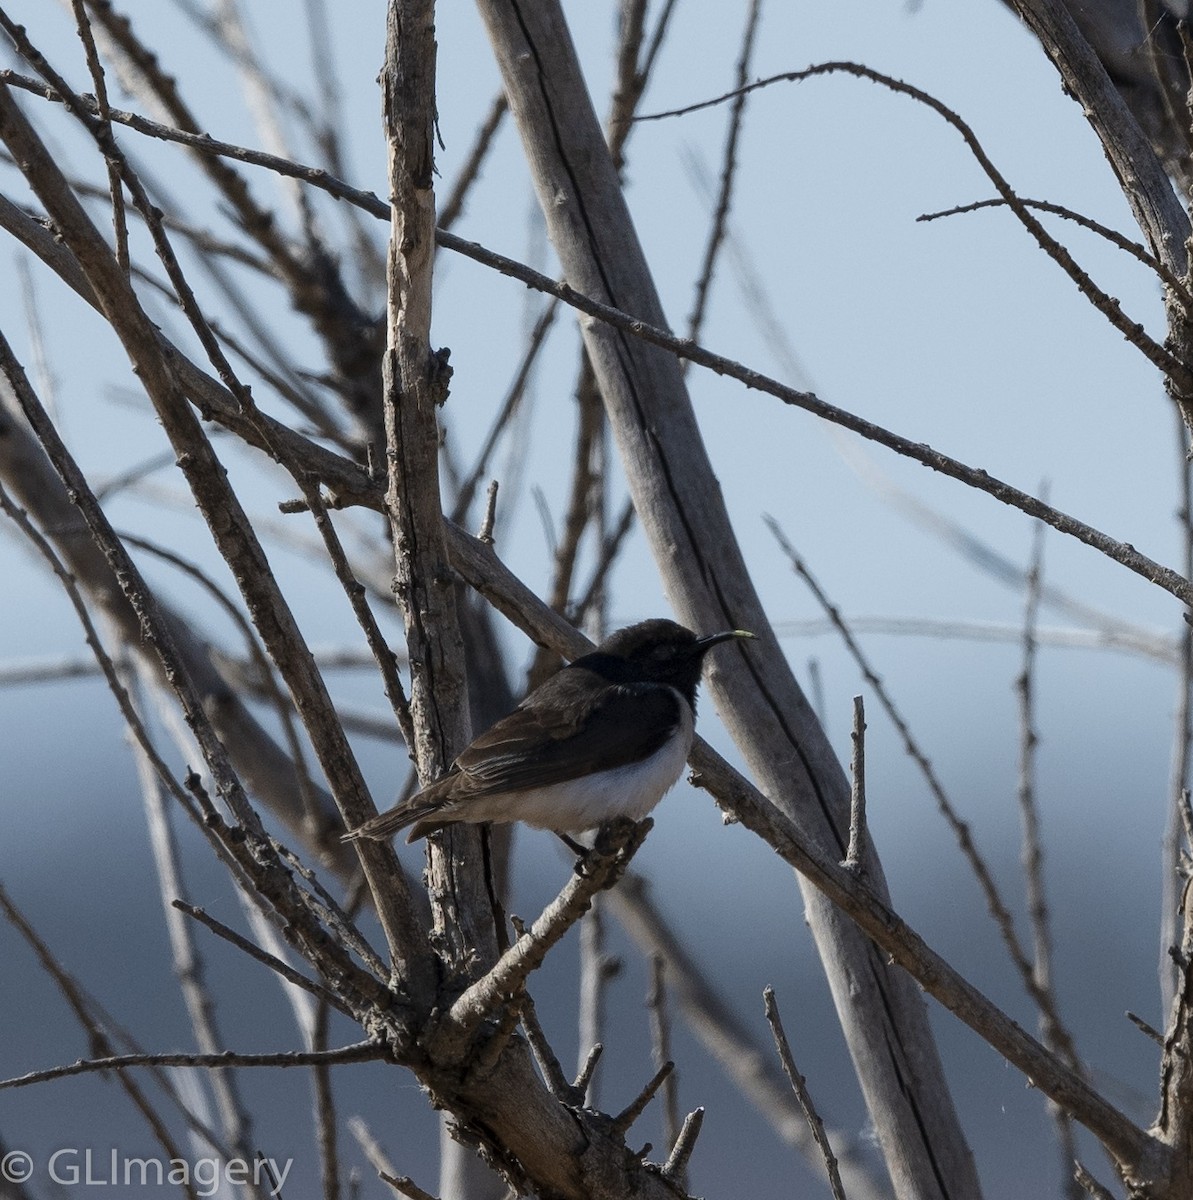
[697,628,756,651]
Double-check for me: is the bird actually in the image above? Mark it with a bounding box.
[343,618,754,844]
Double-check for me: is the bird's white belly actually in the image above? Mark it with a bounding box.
[464,691,695,832]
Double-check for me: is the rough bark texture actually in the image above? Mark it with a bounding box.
[381,0,500,980]
[472,3,982,1197]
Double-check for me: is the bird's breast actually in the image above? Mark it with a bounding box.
[496,688,696,832]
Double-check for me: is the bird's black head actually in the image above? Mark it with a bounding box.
[583,618,754,704]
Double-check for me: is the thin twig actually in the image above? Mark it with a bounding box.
[769,615,1175,665]
[121,530,323,830]
[15,256,58,419]
[661,1107,704,1185]
[0,1043,384,1091]
[209,0,314,232]
[605,872,887,1197]
[612,1061,674,1136]
[68,0,129,272]
[807,658,827,729]
[0,884,203,1200]
[1018,504,1052,991]
[298,480,416,753]
[918,196,1193,312]
[519,990,576,1102]
[0,480,212,829]
[477,479,499,544]
[546,357,603,618]
[310,995,341,1200]
[438,92,507,232]
[686,0,762,348]
[646,955,681,1161]
[571,496,636,626]
[573,1042,604,1099]
[1073,1161,1119,1200]
[173,901,351,1012]
[269,839,390,982]
[606,0,648,171]
[639,0,679,85]
[451,299,557,522]
[347,1116,398,1184]
[765,515,1080,1060]
[435,227,1193,606]
[378,1172,440,1200]
[430,819,650,1061]
[845,695,868,871]
[1016,504,1080,1195]
[576,890,617,1105]
[128,677,261,1191]
[635,61,1192,389]
[1126,1011,1164,1046]
[763,987,848,1200]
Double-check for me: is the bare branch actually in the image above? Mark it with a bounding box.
[918,196,1193,311]
[766,515,1083,1061]
[298,482,416,753]
[1073,1160,1119,1200]
[646,955,681,1163]
[763,987,848,1200]
[1015,507,1081,1195]
[0,70,430,978]
[68,0,129,272]
[612,1061,674,1138]
[845,695,867,873]
[437,91,507,232]
[0,883,204,1200]
[576,891,617,1106]
[172,902,351,1012]
[0,1043,384,1091]
[686,0,762,347]
[1126,1010,1164,1046]
[1003,0,1190,277]
[130,688,260,1184]
[1165,406,1193,1016]
[11,57,1191,603]
[518,990,577,1103]
[430,819,651,1062]
[572,1042,604,1101]
[379,1172,440,1200]
[661,1107,704,1186]
[637,61,1192,391]
[437,226,1193,606]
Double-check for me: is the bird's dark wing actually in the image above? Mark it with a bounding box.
[450,670,683,797]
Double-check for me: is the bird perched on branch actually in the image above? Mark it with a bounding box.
[344,618,754,844]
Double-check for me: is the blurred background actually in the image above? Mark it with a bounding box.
[0,1,1184,1196]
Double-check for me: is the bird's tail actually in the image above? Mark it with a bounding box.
[341,777,455,844]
